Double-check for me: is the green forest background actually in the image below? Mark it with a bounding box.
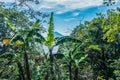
[0,0,120,80]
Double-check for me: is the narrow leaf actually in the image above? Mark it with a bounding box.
[79,54,88,63]
[33,19,40,28]
[4,17,15,31]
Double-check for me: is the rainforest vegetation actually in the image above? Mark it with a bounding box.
[0,0,120,80]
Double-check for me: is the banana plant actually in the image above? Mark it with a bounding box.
[54,43,88,80]
[3,17,43,80]
[1,39,25,80]
[32,12,81,80]
[3,12,80,80]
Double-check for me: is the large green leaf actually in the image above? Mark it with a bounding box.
[55,36,81,46]
[4,17,15,31]
[27,29,45,43]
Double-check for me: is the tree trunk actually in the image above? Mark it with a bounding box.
[24,49,31,80]
[74,67,78,80]
[57,68,61,80]
[17,62,25,80]
[49,48,55,80]
[69,62,72,80]
[45,72,49,80]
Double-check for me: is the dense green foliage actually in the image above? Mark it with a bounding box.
[71,7,120,80]
[0,1,120,80]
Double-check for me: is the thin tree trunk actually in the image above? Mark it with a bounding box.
[57,66,61,80]
[55,60,61,80]
[17,62,25,80]
[69,62,72,80]
[49,48,55,80]
[74,67,78,80]
[24,49,31,80]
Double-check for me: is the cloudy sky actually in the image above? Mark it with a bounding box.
[0,0,120,35]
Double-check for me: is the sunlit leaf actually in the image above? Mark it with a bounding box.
[4,17,15,31]
[88,45,101,51]
[46,12,54,47]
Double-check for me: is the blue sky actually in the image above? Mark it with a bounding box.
[0,0,120,35]
[53,1,120,35]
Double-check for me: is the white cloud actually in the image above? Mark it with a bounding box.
[64,18,76,22]
[0,0,15,2]
[0,0,103,13]
[25,0,103,13]
[73,12,79,16]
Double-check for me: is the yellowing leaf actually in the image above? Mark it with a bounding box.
[13,40,24,46]
[2,39,11,45]
[103,25,119,42]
